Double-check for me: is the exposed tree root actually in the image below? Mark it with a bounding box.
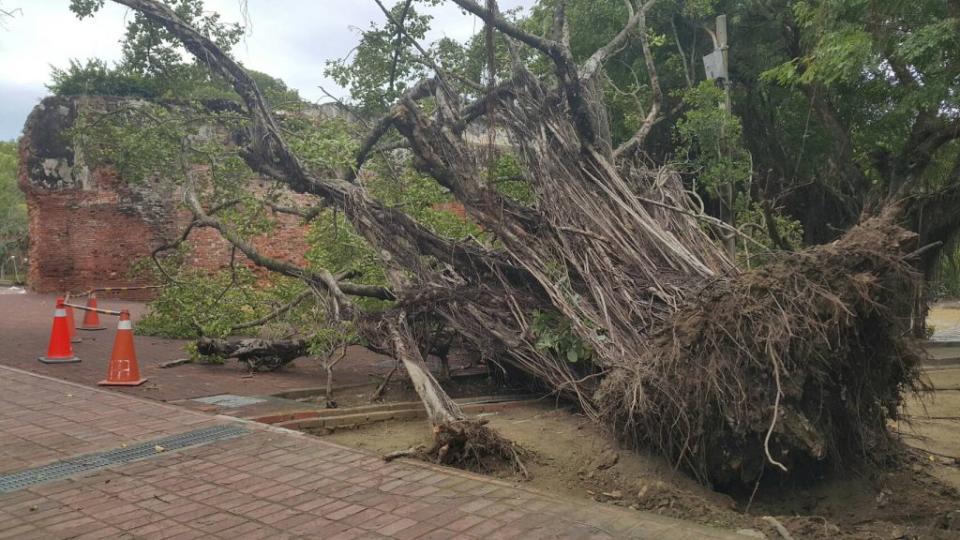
[597,213,928,487]
[383,419,530,479]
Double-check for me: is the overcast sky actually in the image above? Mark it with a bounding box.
[0,0,532,140]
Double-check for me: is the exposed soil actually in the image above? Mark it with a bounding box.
[314,400,960,539]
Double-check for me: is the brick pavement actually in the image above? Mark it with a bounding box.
[0,366,743,539]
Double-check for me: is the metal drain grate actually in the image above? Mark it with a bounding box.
[0,424,248,493]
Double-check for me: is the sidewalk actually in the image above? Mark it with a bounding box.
[0,366,741,539]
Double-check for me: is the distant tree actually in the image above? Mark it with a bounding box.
[52,0,253,102]
[0,140,27,279]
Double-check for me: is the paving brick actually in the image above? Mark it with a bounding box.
[326,503,368,521]
[216,520,276,539]
[342,507,390,528]
[419,528,460,540]
[446,514,485,532]
[390,521,440,540]
[259,507,303,526]
[0,523,40,539]
[464,517,505,537]
[70,526,125,540]
[327,527,368,540]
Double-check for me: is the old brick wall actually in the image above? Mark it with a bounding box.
[19,96,312,300]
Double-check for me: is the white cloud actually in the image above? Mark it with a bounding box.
[0,0,532,138]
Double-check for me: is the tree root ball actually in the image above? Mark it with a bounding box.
[387,420,530,479]
[597,215,927,489]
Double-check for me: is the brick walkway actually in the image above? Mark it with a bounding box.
[0,366,742,539]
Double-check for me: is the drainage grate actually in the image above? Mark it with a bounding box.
[192,394,267,408]
[0,424,248,493]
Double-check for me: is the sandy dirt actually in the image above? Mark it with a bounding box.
[929,303,960,342]
[316,390,960,539]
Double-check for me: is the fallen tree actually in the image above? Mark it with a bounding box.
[88,0,929,487]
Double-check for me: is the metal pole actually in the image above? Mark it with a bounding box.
[716,15,736,260]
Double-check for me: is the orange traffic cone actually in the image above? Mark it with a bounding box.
[65,304,82,343]
[79,294,106,331]
[99,310,146,386]
[38,298,80,364]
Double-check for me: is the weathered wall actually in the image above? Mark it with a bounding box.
[18,96,311,299]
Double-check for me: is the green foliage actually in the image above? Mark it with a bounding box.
[137,265,274,338]
[307,211,387,291]
[70,0,242,77]
[284,116,358,175]
[755,0,960,195]
[0,141,27,277]
[675,81,750,198]
[491,154,534,204]
[364,161,485,241]
[63,0,242,100]
[308,322,359,359]
[72,104,187,184]
[59,0,299,109]
[49,57,298,108]
[734,197,804,259]
[531,309,594,364]
[49,59,159,98]
[324,2,434,113]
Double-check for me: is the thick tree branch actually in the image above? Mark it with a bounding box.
[890,116,960,197]
[264,200,324,221]
[184,189,394,303]
[581,0,655,81]
[451,0,602,149]
[230,289,313,332]
[452,0,562,59]
[612,0,663,159]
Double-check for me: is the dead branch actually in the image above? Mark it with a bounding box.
[264,200,324,221]
[159,358,193,368]
[612,0,663,160]
[184,187,394,305]
[324,345,348,406]
[370,361,399,402]
[230,289,314,332]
